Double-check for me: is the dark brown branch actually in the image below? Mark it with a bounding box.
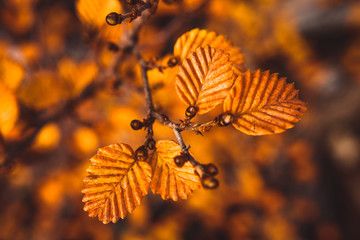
[140,64,155,113]
[118,0,159,51]
[138,53,205,176]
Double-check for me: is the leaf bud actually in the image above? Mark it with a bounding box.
[106,12,121,26]
[130,119,143,130]
[218,113,234,127]
[135,146,148,161]
[201,176,219,189]
[174,153,189,168]
[146,138,156,150]
[204,163,218,176]
[167,57,179,67]
[185,106,198,119]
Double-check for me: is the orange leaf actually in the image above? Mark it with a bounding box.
[175,45,235,114]
[224,70,307,135]
[174,28,245,73]
[76,0,124,43]
[0,83,18,137]
[0,56,24,90]
[82,143,152,223]
[76,0,121,29]
[17,70,65,110]
[149,140,201,201]
[57,58,98,98]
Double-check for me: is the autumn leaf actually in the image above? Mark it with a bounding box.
[17,70,65,110]
[0,55,24,90]
[32,123,61,151]
[174,28,245,73]
[76,0,124,43]
[0,83,18,137]
[223,69,307,135]
[82,143,152,223]
[149,140,201,201]
[175,45,235,114]
[57,58,98,98]
[76,0,121,29]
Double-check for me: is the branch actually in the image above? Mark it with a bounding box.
[118,0,159,51]
[138,54,207,178]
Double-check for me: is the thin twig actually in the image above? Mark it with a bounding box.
[119,0,159,50]
[138,52,204,174]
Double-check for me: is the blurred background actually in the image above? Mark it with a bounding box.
[0,0,360,239]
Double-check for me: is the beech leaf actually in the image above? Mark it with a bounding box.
[76,0,121,29]
[175,45,235,114]
[82,143,152,223]
[0,83,18,137]
[174,28,245,73]
[149,140,201,201]
[223,69,307,135]
[0,56,24,90]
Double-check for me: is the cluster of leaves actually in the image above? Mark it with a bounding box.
[1,0,358,239]
[81,11,307,222]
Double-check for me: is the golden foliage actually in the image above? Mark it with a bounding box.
[287,140,316,183]
[32,123,61,151]
[76,0,124,44]
[0,0,354,238]
[73,127,99,155]
[19,42,42,65]
[174,28,245,73]
[82,143,152,223]
[76,0,121,29]
[57,58,98,98]
[175,45,234,114]
[149,140,201,201]
[17,70,64,110]
[0,56,24,90]
[0,1,35,35]
[0,83,18,137]
[223,69,307,135]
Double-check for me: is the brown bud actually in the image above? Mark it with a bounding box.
[167,57,179,67]
[218,113,234,127]
[174,153,189,168]
[201,176,219,189]
[135,146,148,161]
[146,138,156,150]
[130,119,143,130]
[185,106,198,119]
[106,12,120,26]
[204,163,218,176]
